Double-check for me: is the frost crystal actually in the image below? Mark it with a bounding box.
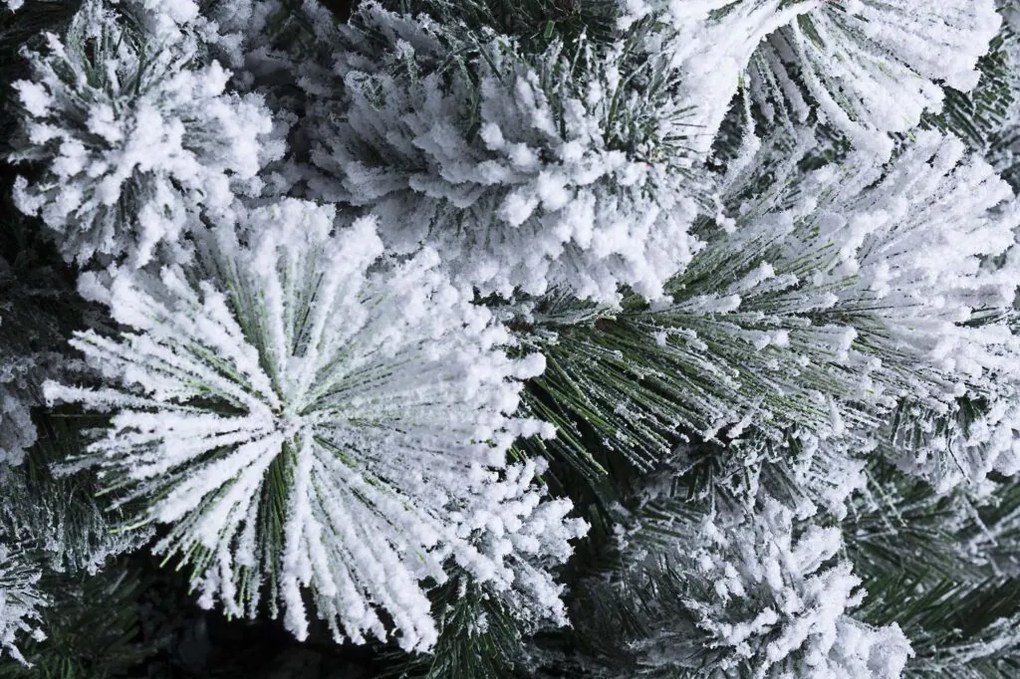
[10,0,277,267]
[307,2,699,302]
[44,199,581,651]
[453,458,588,631]
[0,543,46,666]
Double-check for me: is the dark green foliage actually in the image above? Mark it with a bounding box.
[0,566,158,679]
[923,31,1018,154]
[848,463,1020,677]
[0,2,81,153]
[921,23,1020,192]
[0,413,126,573]
[860,574,1020,679]
[565,559,714,679]
[0,227,86,366]
[387,0,620,50]
[383,578,529,679]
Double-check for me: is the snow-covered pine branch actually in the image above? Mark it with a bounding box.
[0,543,46,666]
[0,230,87,469]
[44,199,585,651]
[0,382,36,468]
[304,1,701,302]
[9,0,278,267]
[675,501,912,679]
[574,492,912,678]
[2,0,1020,674]
[620,0,818,156]
[727,130,1020,491]
[532,131,1020,485]
[624,0,1000,157]
[750,0,1001,156]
